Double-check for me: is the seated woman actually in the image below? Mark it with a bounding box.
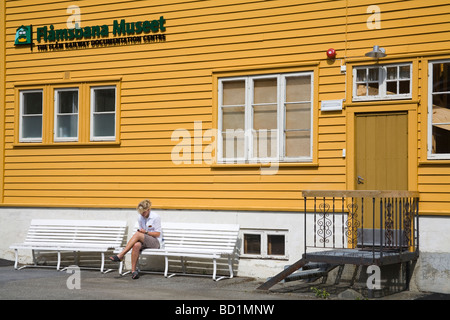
[110,199,162,279]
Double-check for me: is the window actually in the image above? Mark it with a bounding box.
[428,60,450,159]
[218,72,313,163]
[55,88,79,141]
[16,81,120,145]
[91,86,116,141]
[353,63,412,101]
[242,230,287,259]
[19,90,43,142]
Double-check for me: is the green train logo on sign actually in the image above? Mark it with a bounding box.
[15,25,33,45]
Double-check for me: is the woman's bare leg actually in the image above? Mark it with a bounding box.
[113,232,145,260]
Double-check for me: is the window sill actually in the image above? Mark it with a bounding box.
[240,255,289,261]
[211,162,318,169]
[12,141,121,148]
[419,159,450,166]
[345,99,419,107]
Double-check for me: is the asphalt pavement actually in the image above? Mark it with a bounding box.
[0,257,448,316]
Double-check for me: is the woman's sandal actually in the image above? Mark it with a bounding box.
[131,271,140,279]
[109,255,122,262]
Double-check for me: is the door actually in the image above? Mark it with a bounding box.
[355,112,408,191]
[354,112,408,246]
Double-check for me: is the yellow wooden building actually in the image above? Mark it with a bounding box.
[1,0,449,292]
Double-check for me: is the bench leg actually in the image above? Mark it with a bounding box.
[212,258,217,281]
[13,249,19,270]
[32,249,37,266]
[56,251,61,271]
[100,252,105,273]
[228,255,234,279]
[119,260,123,275]
[181,257,186,274]
[118,259,132,276]
[164,256,168,277]
[214,255,233,281]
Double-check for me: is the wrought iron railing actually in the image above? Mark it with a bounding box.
[302,190,419,258]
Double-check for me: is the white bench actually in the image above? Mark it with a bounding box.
[116,222,240,281]
[10,219,127,273]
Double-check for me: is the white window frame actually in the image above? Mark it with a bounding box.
[240,229,288,260]
[90,86,116,141]
[428,59,450,160]
[218,72,314,163]
[19,89,43,143]
[54,88,79,142]
[352,63,412,101]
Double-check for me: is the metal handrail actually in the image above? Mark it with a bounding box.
[302,190,419,264]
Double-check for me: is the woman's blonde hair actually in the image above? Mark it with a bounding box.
[136,199,151,214]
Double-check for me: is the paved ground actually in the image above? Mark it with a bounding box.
[1,258,448,315]
[1,259,446,299]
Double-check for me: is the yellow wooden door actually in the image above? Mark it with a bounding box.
[353,112,408,246]
[355,112,408,192]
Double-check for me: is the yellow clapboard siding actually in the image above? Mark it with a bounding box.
[4,182,346,193]
[2,0,450,213]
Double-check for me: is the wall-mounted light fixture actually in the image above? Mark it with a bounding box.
[365,45,386,59]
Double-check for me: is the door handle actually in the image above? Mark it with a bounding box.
[357,176,364,184]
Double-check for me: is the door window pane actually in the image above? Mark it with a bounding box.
[353,64,411,100]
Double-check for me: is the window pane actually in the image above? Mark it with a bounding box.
[22,92,42,114]
[93,114,115,137]
[21,91,43,141]
[432,125,450,154]
[399,80,410,94]
[386,81,397,95]
[223,80,245,105]
[94,88,115,112]
[222,129,245,159]
[244,234,261,254]
[253,129,277,158]
[57,90,78,113]
[286,103,311,131]
[368,82,379,96]
[387,67,397,80]
[357,84,367,96]
[286,76,311,102]
[432,94,450,124]
[22,116,42,139]
[356,69,366,81]
[222,106,244,130]
[285,131,310,158]
[56,114,77,138]
[253,105,277,130]
[254,78,277,104]
[267,235,285,256]
[400,65,410,79]
[432,62,450,93]
[368,68,379,81]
